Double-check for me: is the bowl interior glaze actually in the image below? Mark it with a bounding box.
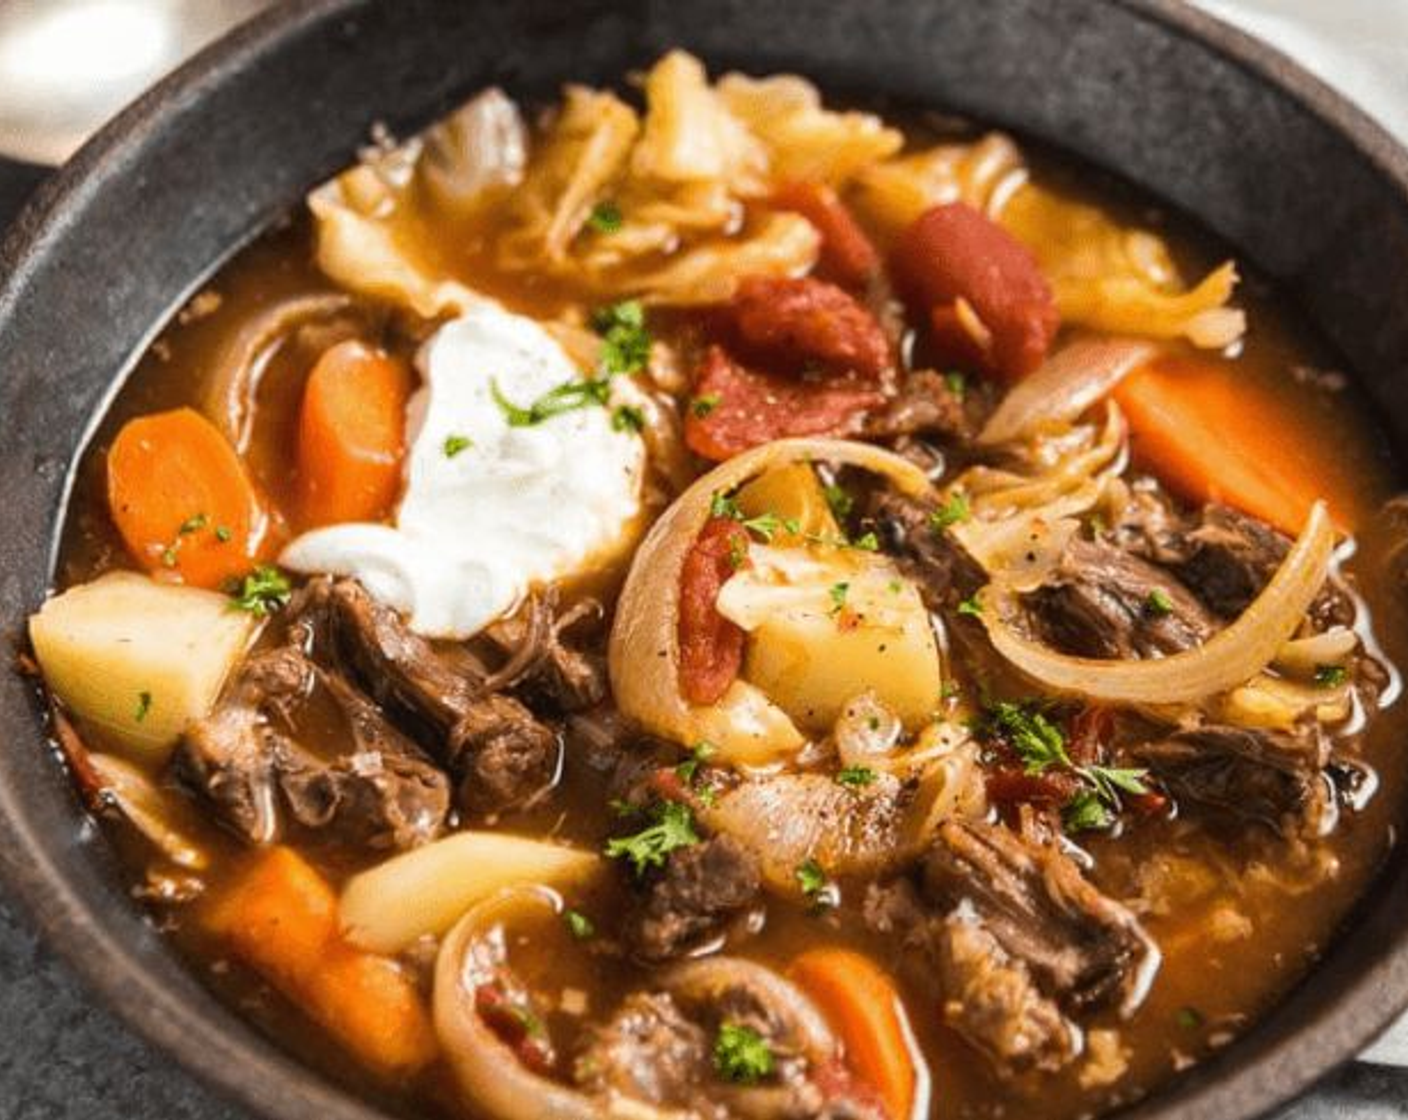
[1,3,1406,1119]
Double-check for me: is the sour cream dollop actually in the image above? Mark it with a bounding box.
[281,304,645,638]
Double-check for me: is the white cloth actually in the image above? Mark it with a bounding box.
[1193,0,1408,1068]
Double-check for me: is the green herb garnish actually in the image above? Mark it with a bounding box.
[795,858,827,898]
[134,690,152,723]
[443,433,473,458]
[828,582,850,616]
[822,483,854,522]
[956,595,983,618]
[214,525,232,543]
[714,1022,775,1084]
[691,392,721,418]
[944,370,967,400]
[1144,588,1174,617]
[930,492,970,533]
[593,299,651,377]
[230,565,292,617]
[178,513,208,535]
[586,200,623,234]
[675,741,716,785]
[563,909,596,940]
[836,765,878,789]
[1063,789,1111,833]
[1177,1006,1205,1030]
[1315,663,1348,688]
[982,700,1073,775]
[604,801,699,876]
[611,404,646,433]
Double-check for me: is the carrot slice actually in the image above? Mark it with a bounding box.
[790,947,919,1120]
[1113,355,1361,536]
[107,407,263,589]
[205,847,437,1074]
[296,340,413,528]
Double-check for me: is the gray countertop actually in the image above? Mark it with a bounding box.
[2,891,1406,1119]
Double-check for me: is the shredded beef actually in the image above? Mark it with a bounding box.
[575,991,709,1104]
[625,836,762,962]
[862,369,971,444]
[1023,538,1218,659]
[1130,723,1329,831]
[174,645,449,849]
[308,579,562,815]
[921,818,1156,1075]
[866,490,986,611]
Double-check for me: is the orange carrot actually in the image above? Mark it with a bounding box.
[296,340,412,528]
[205,847,437,1074]
[1113,355,1362,536]
[107,407,263,589]
[772,181,880,288]
[790,948,919,1120]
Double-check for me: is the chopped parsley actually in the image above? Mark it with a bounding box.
[1144,588,1174,617]
[691,392,721,418]
[159,545,179,568]
[944,370,967,400]
[983,700,1072,775]
[592,299,651,377]
[178,513,208,535]
[586,200,623,234]
[795,858,827,898]
[708,494,797,544]
[822,483,854,522]
[828,582,850,616]
[940,680,961,701]
[563,909,596,940]
[134,690,152,723]
[1063,789,1111,833]
[611,404,646,433]
[214,525,232,543]
[443,433,473,458]
[229,565,292,617]
[604,801,699,876]
[1177,1006,1206,1030]
[836,765,878,789]
[851,530,880,552]
[490,300,650,429]
[714,1022,775,1084]
[930,492,970,532]
[1082,763,1151,803]
[956,595,983,618]
[675,741,716,785]
[1315,663,1348,688]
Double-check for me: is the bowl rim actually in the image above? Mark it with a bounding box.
[1,2,1407,1119]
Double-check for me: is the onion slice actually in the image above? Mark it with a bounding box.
[981,501,1335,703]
[978,337,1154,446]
[608,438,932,762]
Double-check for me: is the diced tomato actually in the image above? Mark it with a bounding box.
[685,345,885,462]
[771,182,881,288]
[1066,705,1114,766]
[678,515,751,705]
[891,202,1058,382]
[732,276,891,380]
[984,767,1083,808]
[475,980,556,1075]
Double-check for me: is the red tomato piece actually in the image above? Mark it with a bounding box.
[732,276,891,380]
[891,202,1059,381]
[984,767,1083,809]
[771,182,881,288]
[684,345,885,462]
[677,516,752,706]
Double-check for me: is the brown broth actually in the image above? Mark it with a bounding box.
[46,123,1408,1120]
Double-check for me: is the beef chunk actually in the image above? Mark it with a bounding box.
[575,992,709,1104]
[1130,723,1329,830]
[175,646,449,849]
[276,673,449,850]
[310,579,562,815]
[1171,504,1292,617]
[173,646,309,844]
[483,592,607,712]
[862,369,971,443]
[1024,538,1217,659]
[924,819,1155,1015]
[867,490,986,611]
[935,911,1076,1074]
[922,818,1156,1075]
[625,836,762,962]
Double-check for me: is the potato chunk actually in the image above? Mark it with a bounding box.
[340,832,603,954]
[716,544,942,732]
[28,571,255,762]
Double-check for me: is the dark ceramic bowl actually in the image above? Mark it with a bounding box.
[2,2,1407,1118]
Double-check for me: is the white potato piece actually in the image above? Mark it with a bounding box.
[717,545,943,733]
[340,832,603,955]
[28,572,256,763]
